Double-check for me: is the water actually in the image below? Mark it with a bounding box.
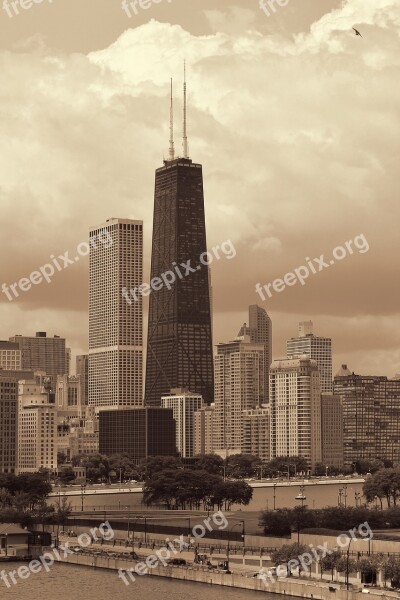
[0,562,296,599]
[62,480,365,512]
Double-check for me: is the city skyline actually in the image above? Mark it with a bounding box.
[1,0,399,379]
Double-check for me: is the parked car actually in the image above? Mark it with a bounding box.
[166,558,187,566]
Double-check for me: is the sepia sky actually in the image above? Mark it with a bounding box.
[0,0,399,377]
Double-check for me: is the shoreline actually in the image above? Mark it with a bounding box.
[54,552,397,600]
[49,478,366,498]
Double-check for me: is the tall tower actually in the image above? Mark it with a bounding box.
[89,218,143,408]
[145,71,214,406]
[238,305,272,403]
[270,356,322,470]
[287,321,332,393]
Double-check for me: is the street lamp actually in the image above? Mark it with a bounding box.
[346,536,354,590]
[226,521,245,572]
[273,483,277,510]
[295,485,306,545]
[80,484,86,512]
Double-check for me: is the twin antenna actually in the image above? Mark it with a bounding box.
[169,62,189,161]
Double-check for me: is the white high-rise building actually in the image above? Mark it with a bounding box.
[214,336,265,454]
[17,377,57,474]
[161,389,203,458]
[270,356,322,470]
[287,321,332,393]
[242,407,270,462]
[89,218,143,408]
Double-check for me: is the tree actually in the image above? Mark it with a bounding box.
[57,451,67,466]
[193,454,224,474]
[271,543,310,574]
[363,468,400,508]
[59,467,76,485]
[138,456,183,481]
[109,454,139,481]
[382,555,400,588]
[320,550,341,581]
[225,454,261,478]
[260,509,292,537]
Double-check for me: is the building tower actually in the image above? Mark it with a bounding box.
[214,335,265,455]
[238,305,272,403]
[270,356,322,470]
[145,70,214,406]
[89,218,143,408]
[287,321,332,393]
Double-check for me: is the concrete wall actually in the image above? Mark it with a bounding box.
[55,553,400,600]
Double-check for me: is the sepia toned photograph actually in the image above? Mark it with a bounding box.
[0,0,399,598]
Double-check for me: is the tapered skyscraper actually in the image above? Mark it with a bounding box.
[145,72,214,406]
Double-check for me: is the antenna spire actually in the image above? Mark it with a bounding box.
[183,61,189,159]
[169,78,175,161]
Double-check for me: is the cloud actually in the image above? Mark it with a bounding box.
[0,0,399,375]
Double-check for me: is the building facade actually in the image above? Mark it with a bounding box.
[242,407,270,462]
[76,354,88,411]
[214,336,265,454]
[287,321,332,393]
[9,333,66,389]
[0,341,21,371]
[334,369,400,467]
[321,393,344,469]
[99,407,176,463]
[0,377,18,473]
[145,157,214,407]
[238,306,272,403]
[270,357,322,470]
[56,375,83,421]
[17,378,57,474]
[161,389,203,458]
[194,405,215,456]
[89,218,143,408]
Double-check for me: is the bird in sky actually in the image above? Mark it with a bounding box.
[353,27,363,37]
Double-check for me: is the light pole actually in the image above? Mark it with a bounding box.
[273,483,277,510]
[80,484,86,512]
[295,485,306,545]
[226,521,245,572]
[346,536,354,590]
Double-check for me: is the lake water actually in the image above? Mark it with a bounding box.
[62,480,365,512]
[0,562,300,600]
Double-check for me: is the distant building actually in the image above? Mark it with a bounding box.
[69,429,99,458]
[214,336,265,454]
[334,367,400,467]
[238,305,272,403]
[56,375,83,420]
[321,393,344,469]
[17,377,57,474]
[9,332,67,389]
[99,407,176,464]
[270,356,322,470]
[89,218,143,409]
[0,341,21,371]
[76,355,88,411]
[287,321,332,393]
[161,389,203,458]
[242,407,270,462]
[0,377,18,473]
[194,405,215,456]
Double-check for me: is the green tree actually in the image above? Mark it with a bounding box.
[320,550,341,581]
[193,454,224,474]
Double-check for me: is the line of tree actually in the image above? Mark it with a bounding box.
[0,472,71,528]
[363,467,400,508]
[260,505,400,537]
[271,543,400,588]
[143,468,253,510]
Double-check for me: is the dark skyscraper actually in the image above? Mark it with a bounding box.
[145,73,214,406]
